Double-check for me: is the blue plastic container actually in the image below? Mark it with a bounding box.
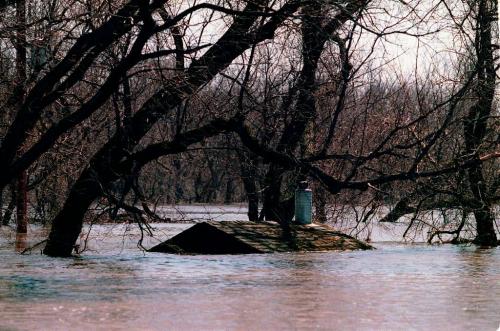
[295,181,312,224]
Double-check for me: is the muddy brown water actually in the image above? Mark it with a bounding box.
[1,221,499,331]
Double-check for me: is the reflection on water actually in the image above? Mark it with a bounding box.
[1,224,499,331]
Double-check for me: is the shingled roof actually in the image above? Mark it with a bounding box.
[148,221,373,254]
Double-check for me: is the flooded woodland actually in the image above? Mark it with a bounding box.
[0,0,499,330]
[1,211,500,330]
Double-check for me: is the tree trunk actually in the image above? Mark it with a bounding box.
[224,178,235,204]
[247,189,259,222]
[0,186,4,226]
[16,171,28,233]
[43,168,102,256]
[465,0,498,246]
[469,163,497,246]
[15,0,27,234]
[239,155,260,222]
[314,184,328,223]
[262,165,286,222]
[2,185,16,226]
[471,202,497,246]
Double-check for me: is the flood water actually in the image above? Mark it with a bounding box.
[1,219,499,330]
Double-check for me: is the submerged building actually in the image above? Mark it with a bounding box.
[149,221,373,254]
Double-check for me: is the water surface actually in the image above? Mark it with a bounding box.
[1,223,499,331]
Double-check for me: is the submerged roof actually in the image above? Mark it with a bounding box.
[149,221,372,254]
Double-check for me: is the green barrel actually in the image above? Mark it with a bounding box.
[295,181,312,224]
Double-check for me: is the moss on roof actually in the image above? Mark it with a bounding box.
[149,221,373,254]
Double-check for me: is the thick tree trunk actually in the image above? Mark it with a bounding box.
[472,204,497,246]
[469,165,497,246]
[262,165,285,222]
[43,169,101,256]
[465,0,498,246]
[43,126,136,256]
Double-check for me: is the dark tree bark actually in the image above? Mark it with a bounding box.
[122,74,133,128]
[42,168,102,255]
[314,185,328,223]
[239,152,260,222]
[224,177,235,204]
[464,0,498,246]
[16,171,27,233]
[0,187,4,226]
[2,185,17,226]
[14,0,27,234]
